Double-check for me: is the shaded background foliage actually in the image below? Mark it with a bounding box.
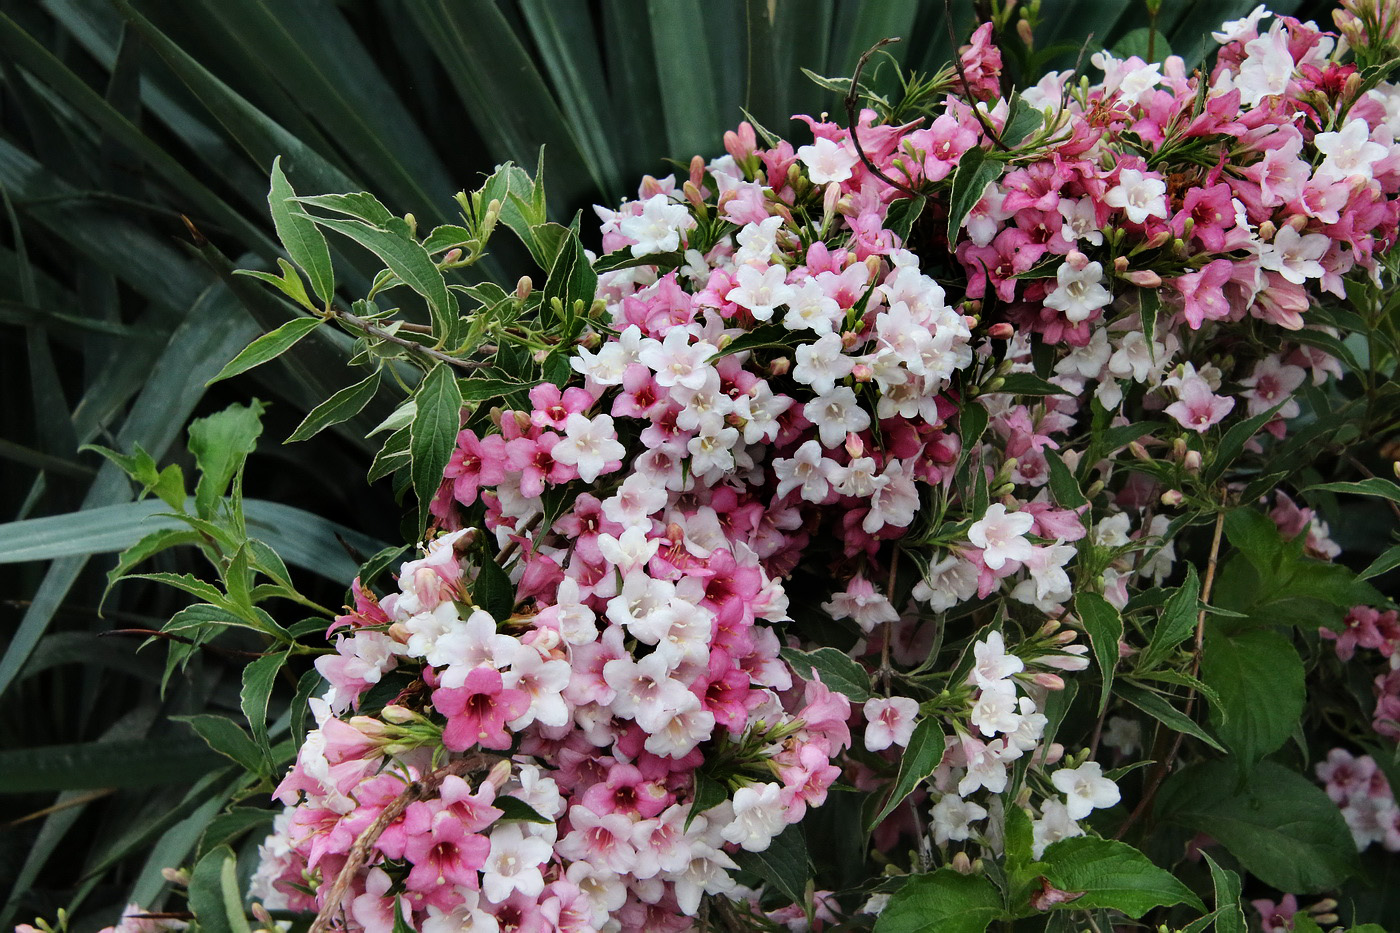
[0,0,1344,929]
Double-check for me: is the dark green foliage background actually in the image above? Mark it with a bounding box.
[0,0,1345,929]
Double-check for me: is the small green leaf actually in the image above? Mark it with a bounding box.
[459,377,541,401]
[1075,592,1123,716]
[1361,544,1400,580]
[296,191,396,226]
[947,147,1001,242]
[708,323,795,362]
[869,718,946,830]
[1001,95,1044,147]
[991,373,1068,396]
[473,555,515,620]
[885,196,925,243]
[241,651,287,767]
[780,646,872,702]
[188,846,252,933]
[269,157,335,306]
[494,796,552,824]
[687,773,729,829]
[1202,853,1246,933]
[1139,565,1200,671]
[187,400,267,520]
[875,869,1004,933]
[1306,477,1400,504]
[207,318,323,386]
[1044,448,1087,509]
[1039,837,1203,917]
[286,371,382,443]
[174,714,266,775]
[1117,681,1225,752]
[1139,287,1161,344]
[409,365,462,532]
[733,824,809,908]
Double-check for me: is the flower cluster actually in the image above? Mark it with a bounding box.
[1317,747,1400,851]
[249,3,1400,930]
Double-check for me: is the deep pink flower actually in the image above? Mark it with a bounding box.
[433,667,530,751]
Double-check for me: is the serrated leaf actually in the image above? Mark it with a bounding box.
[286,370,381,443]
[269,157,334,305]
[780,646,871,702]
[947,146,1001,241]
[875,869,1003,933]
[1158,760,1360,893]
[187,400,266,520]
[1075,592,1122,716]
[869,718,945,830]
[1039,837,1203,917]
[409,364,462,532]
[1200,628,1304,774]
[206,317,324,385]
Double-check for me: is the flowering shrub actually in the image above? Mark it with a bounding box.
[27,2,1400,932]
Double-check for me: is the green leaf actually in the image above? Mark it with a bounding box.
[688,773,729,828]
[286,370,381,442]
[1039,837,1203,917]
[1044,448,1087,509]
[1001,94,1044,147]
[1361,544,1400,581]
[200,808,276,857]
[459,377,541,402]
[295,191,396,227]
[1138,286,1161,343]
[1306,477,1400,504]
[540,229,597,325]
[875,869,1004,933]
[206,317,324,385]
[473,555,515,620]
[1075,593,1123,716]
[1117,681,1225,752]
[1205,403,1284,484]
[1157,760,1361,893]
[174,714,266,776]
[1202,853,1246,933]
[733,824,809,908]
[780,646,872,702]
[493,796,552,824]
[1200,628,1304,773]
[409,364,462,532]
[1138,565,1200,672]
[708,323,795,361]
[188,846,252,933]
[868,718,946,830]
[885,196,925,243]
[187,400,266,520]
[0,736,225,793]
[1112,26,1172,63]
[241,651,287,768]
[992,372,1068,396]
[311,215,456,338]
[269,156,334,305]
[946,146,1001,242]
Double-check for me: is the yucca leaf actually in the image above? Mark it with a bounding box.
[646,0,724,160]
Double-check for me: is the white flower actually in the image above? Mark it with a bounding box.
[913,555,979,612]
[967,503,1035,570]
[1044,260,1112,323]
[482,823,552,903]
[551,412,626,483]
[1050,761,1121,820]
[971,680,1023,736]
[1259,225,1330,284]
[1104,169,1168,225]
[1211,4,1268,43]
[1058,196,1104,246]
[643,692,716,758]
[721,783,786,851]
[930,793,989,844]
[619,194,695,256]
[1031,799,1083,858]
[728,263,797,322]
[1314,117,1390,185]
[793,332,855,394]
[803,386,871,448]
[783,280,843,333]
[773,439,836,502]
[797,136,858,184]
[864,696,921,751]
[970,630,1024,688]
[1233,26,1295,107]
[1101,716,1141,755]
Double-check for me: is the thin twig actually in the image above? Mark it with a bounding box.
[1115,503,1227,840]
[844,38,925,200]
[332,305,487,372]
[943,1,1010,152]
[307,755,490,933]
[99,627,270,659]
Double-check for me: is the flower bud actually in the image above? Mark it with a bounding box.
[1258,220,1277,241]
[381,704,417,724]
[1113,255,1129,273]
[769,356,790,376]
[639,174,669,198]
[823,181,842,219]
[349,715,390,738]
[1033,671,1066,690]
[162,867,190,886]
[1160,489,1184,507]
[852,363,873,382]
[1066,249,1090,271]
[845,433,866,458]
[1128,441,1152,461]
[1125,270,1162,287]
[988,322,1015,339]
[252,904,274,928]
[1183,449,1202,474]
[515,276,533,301]
[1144,230,1171,249]
[486,758,514,791]
[951,852,974,874]
[682,180,706,210]
[841,330,863,351]
[1038,618,1062,636]
[1016,17,1034,47]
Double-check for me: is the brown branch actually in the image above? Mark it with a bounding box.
[1115,503,1227,841]
[844,38,924,200]
[332,306,487,372]
[307,755,491,933]
[98,628,270,659]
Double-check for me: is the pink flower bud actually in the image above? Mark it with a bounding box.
[515,276,533,300]
[1160,489,1185,507]
[1033,671,1066,690]
[845,433,865,458]
[852,363,873,382]
[1066,249,1090,270]
[1113,255,1129,273]
[1125,270,1162,287]
[840,330,862,351]
[769,356,790,376]
[988,322,1015,339]
[381,704,416,724]
[1183,450,1202,474]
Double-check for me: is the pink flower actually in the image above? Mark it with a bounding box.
[1170,259,1234,329]
[1164,375,1235,432]
[863,696,920,751]
[433,667,530,751]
